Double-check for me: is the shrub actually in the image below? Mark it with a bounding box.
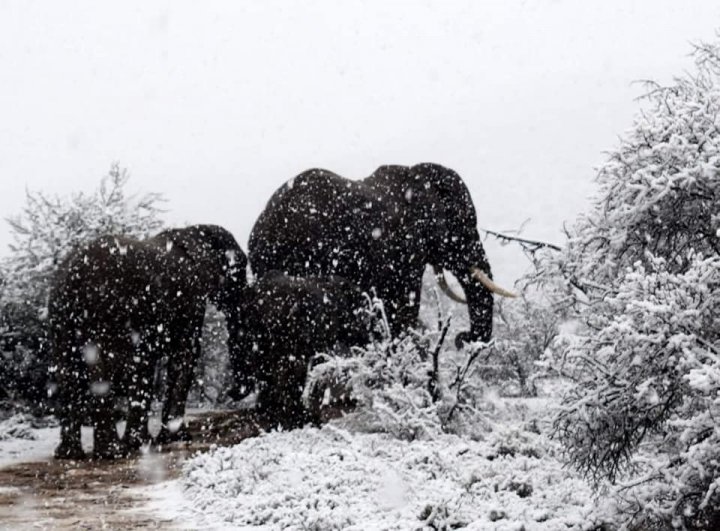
[543,39,720,529]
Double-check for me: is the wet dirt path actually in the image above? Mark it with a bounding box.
[0,410,263,530]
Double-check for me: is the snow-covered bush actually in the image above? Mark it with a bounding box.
[544,40,720,529]
[0,413,37,441]
[306,296,493,441]
[178,425,597,530]
[480,294,560,397]
[0,164,164,403]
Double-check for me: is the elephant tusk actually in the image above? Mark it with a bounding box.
[470,267,518,298]
[433,266,468,304]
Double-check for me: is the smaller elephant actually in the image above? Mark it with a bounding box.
[233,272,371,428]
[49,224,246,459]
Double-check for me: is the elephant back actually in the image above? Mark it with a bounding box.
[249,169,385,281]
[51,234,182,329]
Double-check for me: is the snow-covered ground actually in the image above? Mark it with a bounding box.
[130,397,610,530]
[0,394,612,530]
[0,415,60,469]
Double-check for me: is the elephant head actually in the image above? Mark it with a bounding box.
[156,224,248,385]
[373,163,515,345]
[156,224,248,318]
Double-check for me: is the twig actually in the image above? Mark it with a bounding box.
[429,317,451,402]
[445,340,493,422]
[481,228,562,252]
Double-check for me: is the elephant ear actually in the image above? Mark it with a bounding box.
[155,227,202,265]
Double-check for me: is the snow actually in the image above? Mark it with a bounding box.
[138,398,605,530]
[0,426,56,468]
[0,417,98,468]
[0,394,614,529]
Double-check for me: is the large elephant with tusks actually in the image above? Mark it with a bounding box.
[249,163,515,347]
[49,225,246,459]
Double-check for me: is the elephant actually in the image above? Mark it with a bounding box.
[49,224,247,459]
[248,163,515,348]
[232,271,371,428]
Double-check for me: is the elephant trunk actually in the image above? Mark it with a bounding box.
[225,319,257,401]
[438,242,515,345]
[454,268,494,345]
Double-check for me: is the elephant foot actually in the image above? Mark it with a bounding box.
[455,330,491,349]
[261,405,310,431]
[123,421,152,452]
[122,433,147,454]
[304,410,323,428]
[54,439,86,460]
[93,430,128,460]
[270,416,305,431]
[92,441,128,460]
[155,423,192,445]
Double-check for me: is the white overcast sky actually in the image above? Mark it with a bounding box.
[1,1,719,286]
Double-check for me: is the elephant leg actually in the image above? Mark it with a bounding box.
[156,349,196,444]
[55,413,85,460]
[54,340,87,460]
[123,355,154,452]
[157,326,201,444]
[124,406,149,452]
[258,358,309,429]
[305,376,331,427]
[92,394,124,459]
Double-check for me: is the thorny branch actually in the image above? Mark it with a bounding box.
[481,227,562,253]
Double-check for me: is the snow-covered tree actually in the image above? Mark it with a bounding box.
[544,40,720,529]
[0,164,164,402]
[475,294,560,397]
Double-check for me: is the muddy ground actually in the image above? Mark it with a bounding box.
[0,410,266,530]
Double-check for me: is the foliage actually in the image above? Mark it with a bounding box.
[0,164,164,402]
[306,295,494,441]
[541,40,720,529]
[419,270,557,399]
[479,295,560,397]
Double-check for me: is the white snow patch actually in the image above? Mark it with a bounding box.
[171,423,600,530]
[0,418,94,467]
[0,425,57,468]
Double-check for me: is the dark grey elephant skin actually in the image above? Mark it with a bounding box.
[49,224,246,459]
[233,272,370,428]
[249,163,513,347]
